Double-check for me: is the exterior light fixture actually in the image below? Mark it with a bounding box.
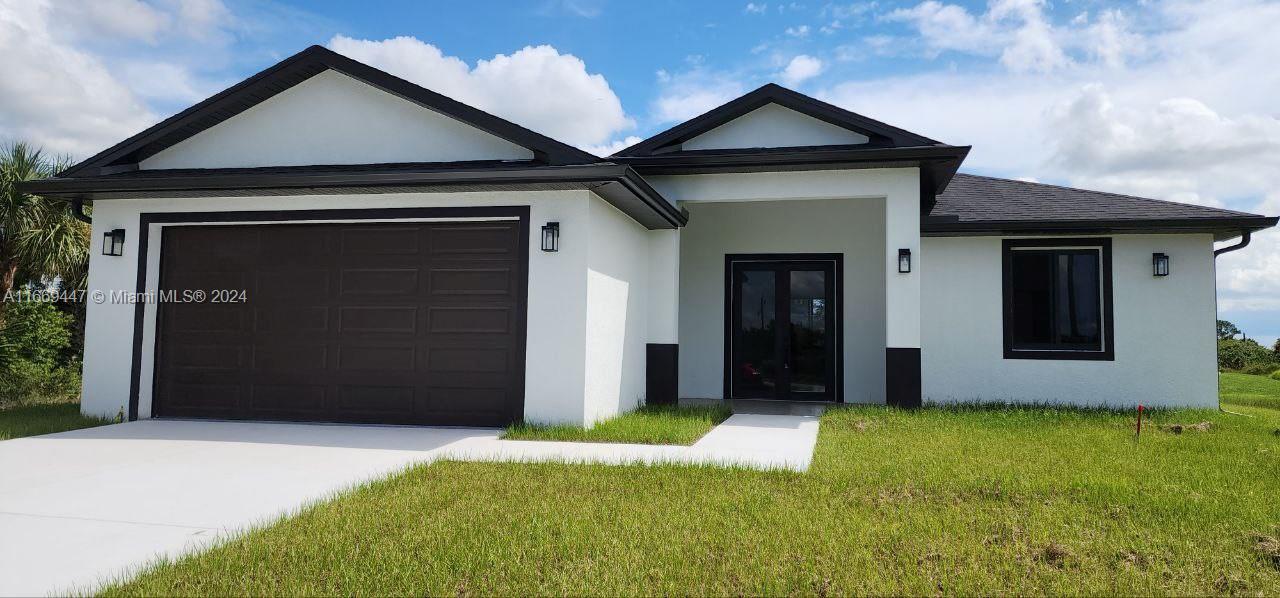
[898,248,911,273]
[541,221,560,252]
[1152,252,1169,277]
[103,229,125,256]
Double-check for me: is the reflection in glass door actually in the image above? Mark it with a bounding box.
[728,256,838,401]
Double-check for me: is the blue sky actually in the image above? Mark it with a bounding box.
[2,0,1278,343]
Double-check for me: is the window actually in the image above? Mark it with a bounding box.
[1002,238,1113,360]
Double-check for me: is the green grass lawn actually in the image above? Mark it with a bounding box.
[105,379,1280,596]
[502,404,732,445]
[0,401,112,441]
[1220,371,1280,411]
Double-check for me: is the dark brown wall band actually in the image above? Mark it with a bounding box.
[885,347,922,408]
[645,344,679,406]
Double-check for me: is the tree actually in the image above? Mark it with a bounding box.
[0,143,88,310]
[1273,337,1280,357]
[1217,319,1241,340]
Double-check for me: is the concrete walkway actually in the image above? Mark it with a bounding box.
[0,414,819,596]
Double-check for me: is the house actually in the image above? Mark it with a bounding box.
[24,46,1278,427]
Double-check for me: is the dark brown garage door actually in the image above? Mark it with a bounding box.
[152,220,527,426]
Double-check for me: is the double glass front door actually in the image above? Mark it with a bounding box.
[728,256,838,401]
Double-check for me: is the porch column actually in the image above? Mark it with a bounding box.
[884,173,922,407]
[646,229,680,405]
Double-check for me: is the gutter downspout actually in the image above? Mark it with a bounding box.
[1213,229,1254,416]
[70,196,91,224]
[1213,230,1250,256]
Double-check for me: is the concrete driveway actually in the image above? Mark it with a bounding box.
[0,413,819,596]
[0,420,495,597]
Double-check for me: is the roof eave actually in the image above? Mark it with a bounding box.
[921,216,1279,240]
[21,163,684,230]
[614,145,970,176]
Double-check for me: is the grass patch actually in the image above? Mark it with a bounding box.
[108,395,1280,596]
[1221,372,1280,411]
[502,404,732,445]
[0,401,112,441]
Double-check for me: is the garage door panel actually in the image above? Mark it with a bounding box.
[427,306,512,334]
[165,305,246,333]
[154,220,526,426]
[428,267,514,297]
[338,306,418,333]
[340,268,420,296]
[256,270,330,299]
[168,344,244,370]
[429,225,518,257]
[336,386,415,414]
[341,227,421,255]
[426,347,509,373]
[249,384,326,413]
[254,306,330,333]
[252,344,328,371]
[336,345,416,371]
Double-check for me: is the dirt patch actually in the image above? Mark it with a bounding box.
[849,419,875,432]
[1117,549,1148,569]
[1158,421,1212,434]
[1253,531,1280,569]
[1214,572,1248,594]
[1037,542,1073,568]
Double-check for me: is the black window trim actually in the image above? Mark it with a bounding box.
[1001,237,1114,361]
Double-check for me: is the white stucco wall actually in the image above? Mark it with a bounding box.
[921,234,1219,408]
[676,197,888,403]
[139,70,534,169]
[80,190,601,424]
[681,103,870,150]
[583,199,652,424]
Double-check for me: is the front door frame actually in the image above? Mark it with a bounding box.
[723,253,844,403]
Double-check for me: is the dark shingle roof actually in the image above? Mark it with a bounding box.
[925,173,1277,238]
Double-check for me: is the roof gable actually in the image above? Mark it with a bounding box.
[613,83,941,157]
[140,70,535,170]
[62,45,598,177]
[681,103,871,151]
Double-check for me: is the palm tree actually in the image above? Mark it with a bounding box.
[0,142,89,310]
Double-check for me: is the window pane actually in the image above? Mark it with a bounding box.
[1009,248,1103,352]
[1010,252,1054,347]
[1059,253,1101,348]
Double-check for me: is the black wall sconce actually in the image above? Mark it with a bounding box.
[1152,252,1169,277]
[541,221,560,252]
[102,229,125,256]
[898,248,911,273]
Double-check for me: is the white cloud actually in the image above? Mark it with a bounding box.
[582,135,643,157]
[650,68,746,124]
[0,0,158,156]
[328,35,634,148]
[823,0,1280,336]
[785,24,810,37]
[885,0,1075,73]
[780,55,824,86]
[52,0,170,43]
[744,3,768,14]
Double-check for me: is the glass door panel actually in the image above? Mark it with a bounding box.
[729,258,837,401]
[731,267,778,398]
[788,269,830,396]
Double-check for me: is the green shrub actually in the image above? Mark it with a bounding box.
[1217,338,1279,371]
[0,295,81,407]
[1241,362,1280,376]
[1271,369,1280,381]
